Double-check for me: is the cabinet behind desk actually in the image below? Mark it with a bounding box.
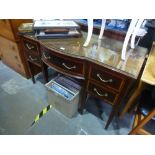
[0,19,33,77]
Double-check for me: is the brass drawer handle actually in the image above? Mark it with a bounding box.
[93,88,108,97]
[97,74,113,83]
[25,43,35,50]
[29,55,37,61]
[43,52,51,59]
[62,63,76,70]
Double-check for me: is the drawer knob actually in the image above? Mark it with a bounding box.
[97,74,113,83]
[26,43,35,50]
[62,63,76,70]
[14,55,18,60]
[94,88,108,97]
[11,46,16,51]
[29,55,37,61]
[43,52,51,59]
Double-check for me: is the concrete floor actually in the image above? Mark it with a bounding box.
[0,61,134,135]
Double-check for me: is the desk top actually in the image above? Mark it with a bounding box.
[25,32,148,79]
[141,42,155,85]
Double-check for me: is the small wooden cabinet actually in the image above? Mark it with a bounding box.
[0,19,32,77]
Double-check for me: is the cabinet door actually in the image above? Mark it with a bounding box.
[0,36,25,74]
[0,19,15,40]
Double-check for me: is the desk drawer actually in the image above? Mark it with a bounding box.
[26,51,41,66]
[87,82,118,105]
[90,66,124,92]
[42,50,84,76]
[23,39,39,55]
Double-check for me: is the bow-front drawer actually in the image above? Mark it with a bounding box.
[90,66,125,92]
[87,82,118,105]
[23,39,39,55]
[42,49,85,77]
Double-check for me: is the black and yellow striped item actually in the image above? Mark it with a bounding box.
[31,104,52,126]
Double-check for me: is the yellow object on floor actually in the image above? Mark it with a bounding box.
[31,105,52,126]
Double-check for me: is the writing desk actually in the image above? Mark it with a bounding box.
[21,32,148,129]
[120,42,155,117]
